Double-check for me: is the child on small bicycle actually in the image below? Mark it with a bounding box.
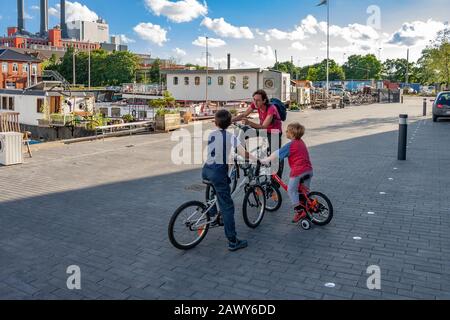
[203,110,256,252]
[261,122,313,223]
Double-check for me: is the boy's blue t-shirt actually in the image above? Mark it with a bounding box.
[204,129,241,171]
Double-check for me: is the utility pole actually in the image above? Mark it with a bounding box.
[205,36,209,105]
[405,48,410,86]
[88,41,91,90]
[72,48,76,86]
[275,49,278,66]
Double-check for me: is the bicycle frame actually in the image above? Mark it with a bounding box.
[270,173,316,212]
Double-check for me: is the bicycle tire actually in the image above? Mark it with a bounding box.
[168,201,210,250]
[265,184,283,212]
[304,192,333,226]
[243,185,266,229]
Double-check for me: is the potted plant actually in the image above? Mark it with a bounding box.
[155,107,181,132]
[37,101,50,127]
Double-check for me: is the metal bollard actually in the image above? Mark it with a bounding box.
[423,98,427,116]
[398,114,408,161]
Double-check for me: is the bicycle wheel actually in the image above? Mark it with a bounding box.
[305,192,333,226]
[205,165,238,201]
[168,201,210,250]
[265,184,282,212]
[243,185,266,229]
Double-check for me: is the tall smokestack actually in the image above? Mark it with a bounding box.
[17,0,24,33]
[40,0,48,36]
[60,0,68,38]
[227,53,231,70]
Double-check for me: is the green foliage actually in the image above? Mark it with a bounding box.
[122,114,135,123]
[343,54,382,80]
[150,91,177,108]
[44,48,140,86]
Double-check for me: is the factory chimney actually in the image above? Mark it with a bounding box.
[40,0,48,36]
[227,53,231,70]
[17,0,24,33]
[60,0,68,38]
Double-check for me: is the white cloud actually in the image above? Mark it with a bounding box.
[65,1,99,22]
[387,19,447,47]
[173,47,187,56]
[253,45,275,61]
[49,7,59,17]
[192,36,226,48]
[291,42,307,51]
[49,1,99,22]
[31,5,39,10]
[134,22,168,46]
[265,15,319,41]
[195,55,257,69]
[145,0,207,23]
[113,34,136,44]
[201,17,254,39]
[24,13,33,20]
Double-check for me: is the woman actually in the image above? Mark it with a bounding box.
[233,89,284,181]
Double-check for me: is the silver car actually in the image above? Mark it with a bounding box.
[433,91,450,122]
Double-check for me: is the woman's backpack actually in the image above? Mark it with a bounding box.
[270,98,287,121]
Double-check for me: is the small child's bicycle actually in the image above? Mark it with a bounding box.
[261,169,333,230]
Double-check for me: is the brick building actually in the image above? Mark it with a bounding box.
[0,49,41,89]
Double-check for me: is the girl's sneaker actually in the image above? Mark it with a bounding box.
[292,210,307,223]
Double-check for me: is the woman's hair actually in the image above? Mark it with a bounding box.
[287,122,305,140]
[215,109,232,130]
[253,89,270,107]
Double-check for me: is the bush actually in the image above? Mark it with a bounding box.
[122,114,135,123]
[155,107,180,117]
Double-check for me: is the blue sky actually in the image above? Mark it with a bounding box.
[0,0,448,67]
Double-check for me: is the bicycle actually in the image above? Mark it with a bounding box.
[261,167,334,230]
[168,161,266,250]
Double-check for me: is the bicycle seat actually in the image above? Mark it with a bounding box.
[299,175,311,184]
[202,179,214,186]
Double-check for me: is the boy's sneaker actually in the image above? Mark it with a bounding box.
[292,210,307,224]
[228,239,248,252]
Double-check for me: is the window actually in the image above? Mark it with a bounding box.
[139,111,147,119]
[99,108,109,117]
[230,76,236,90]
[173,77,179,85]
[243,76,249,89]
[184,77,189,85]
[8,97,14,110]
[195,76,200,86]
[23,64,28,73]
[37,98,44,113]
[218,76,224,86]
[208,77,212,86]
[31,65,37,76]
[2,97,7,110]
[1,63,7,73]
[12,63,18,73]
[111,108,121,117]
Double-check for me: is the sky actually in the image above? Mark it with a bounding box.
[0,0,449,68]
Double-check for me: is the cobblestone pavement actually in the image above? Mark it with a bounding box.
[1,97,450,300]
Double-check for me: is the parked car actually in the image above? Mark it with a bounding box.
[432,91,450,122]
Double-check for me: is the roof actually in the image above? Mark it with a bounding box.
[0,46,66,60]
[161,68,262,75]
[0,48,41,63]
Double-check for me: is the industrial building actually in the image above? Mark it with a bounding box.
[0,0,126,53]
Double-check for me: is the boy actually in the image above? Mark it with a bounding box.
[261,122,313,223]
[203,110,255,251]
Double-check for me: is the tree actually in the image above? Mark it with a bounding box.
[382,58,419,83]
[45,48,139,87]
[149,58,161,83]
[343,54,382,80]
[315,59,345,81]
[410,28,450,88]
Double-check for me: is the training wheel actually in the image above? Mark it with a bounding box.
[300,219,311,230]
